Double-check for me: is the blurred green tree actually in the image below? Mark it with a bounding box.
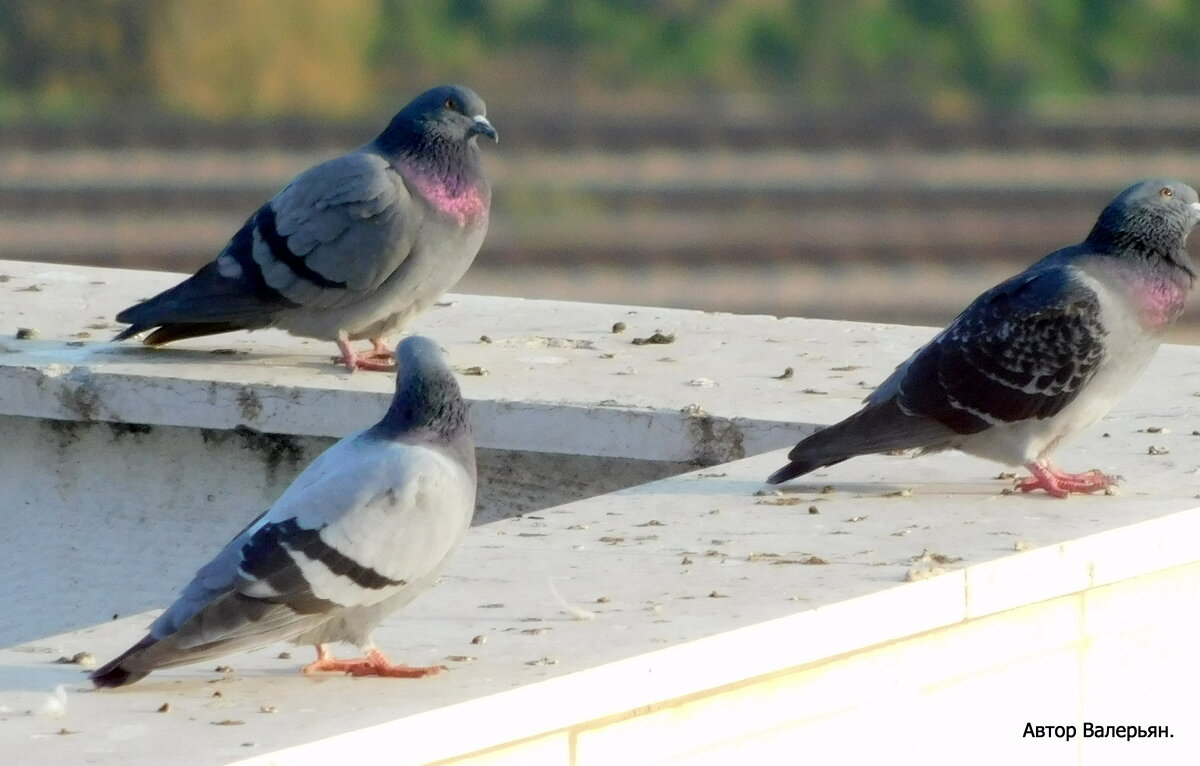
[2,0,1200,119]
[149,0,379,118]
[0,0,156,114]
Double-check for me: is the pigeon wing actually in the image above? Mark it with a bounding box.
[113,151,416,339]
[251,151,418,310]
[896,267,1107,433]
[139,437,473,665]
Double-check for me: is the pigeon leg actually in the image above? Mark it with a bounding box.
[1016,462,1070,498]
[1017,462,1117,497]
[349,648,445,678]
[334,336,397,373]
[301,645,444,678]
[1044,462,1120,492]
[365,338,396,364]
[301,644,341,674]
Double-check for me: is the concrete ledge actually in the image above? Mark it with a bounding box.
[2,260,1199,764]
[4,447,1200,764]
[0,258,913,463]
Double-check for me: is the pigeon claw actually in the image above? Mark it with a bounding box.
[302,646,445,679]
[1018,462,1118,498]
[335,337,397,373]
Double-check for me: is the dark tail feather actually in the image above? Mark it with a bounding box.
[766,398,953,485]
[149,322,251,346]
[766,454,848,485]
[112,324,144,343]
[90,635,158,689]
[113,320,251,345]
[114,259,287,345]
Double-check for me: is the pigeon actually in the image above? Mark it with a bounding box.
[113,85,497,372]
[91,335,476,687]
[767,179,1200,497]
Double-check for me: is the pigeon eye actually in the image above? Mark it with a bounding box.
[443,97,459,111]
[1160,187,1173,197]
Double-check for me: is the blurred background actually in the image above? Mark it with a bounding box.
[4,0,1200,340]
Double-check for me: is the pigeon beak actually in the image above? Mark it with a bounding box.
[1191,202,1200,214]
[471,116,498,143]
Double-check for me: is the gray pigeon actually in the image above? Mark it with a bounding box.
[768,179,1200,497]
[91,336,476,687]
[113,85,497,371]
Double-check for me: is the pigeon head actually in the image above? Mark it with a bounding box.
[1086,178,1200,277]
[374,85,495,224]
[374,336,472,446]
[376,85,497,156]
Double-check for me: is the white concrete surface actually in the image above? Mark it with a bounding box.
[0,259,943,462]
[3,447,1200,765]
[0,412,686,645]
[0,257,936,642]
[1,260,1199,764]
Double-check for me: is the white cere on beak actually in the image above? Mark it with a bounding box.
[472,116,498,142]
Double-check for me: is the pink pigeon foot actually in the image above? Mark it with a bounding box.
[1017,462,1119,498]
[302,645,445,678]
[335,337,397,372]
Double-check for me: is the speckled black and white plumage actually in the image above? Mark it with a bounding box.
[768,179,1200,496]
[91,336,476,687]
[113,85,496,371]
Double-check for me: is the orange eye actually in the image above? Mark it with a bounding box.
[1160,186,1173,197]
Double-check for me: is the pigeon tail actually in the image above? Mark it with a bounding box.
[766,398,952,485]
[90,635,157,688]
[118,321,254,346]
[766,454,849,485]
[115,242,290,344]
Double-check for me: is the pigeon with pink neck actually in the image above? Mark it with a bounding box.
[113,85,497,371]
[768,179,1200,497]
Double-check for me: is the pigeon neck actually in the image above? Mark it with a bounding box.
[376,126,488,225]
[1086,256,1192,331]
[405,156,489,226]
[1085,214,1196,283]
[373,371,472,446]
[376,120,481,183]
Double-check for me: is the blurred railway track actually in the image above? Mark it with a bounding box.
[4,101,1200,341]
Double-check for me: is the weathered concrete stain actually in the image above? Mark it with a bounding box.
[45,417,85,448]
[237,387,263,421]
[195,425,312,486]
[108,422,154,441]
[57,369,104,422]
[198,426,233,448]
[232,424,306,484]
[685,412,746,467]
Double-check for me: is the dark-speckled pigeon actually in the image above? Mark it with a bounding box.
[768,179,1200,497]
[114,85,496,372]
[91,336,476,687]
